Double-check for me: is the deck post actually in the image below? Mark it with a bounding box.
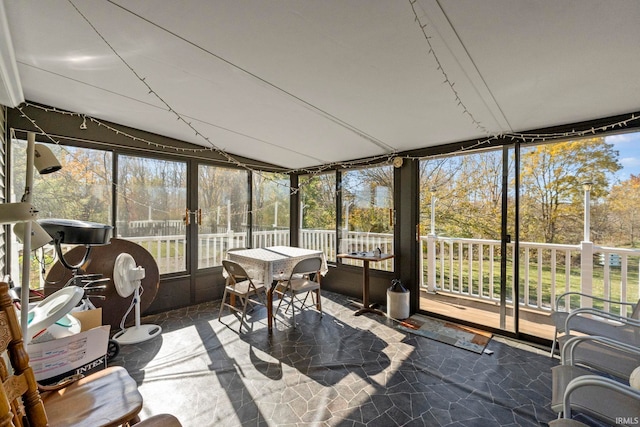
[427,233,437,292]
[580,240,594,307]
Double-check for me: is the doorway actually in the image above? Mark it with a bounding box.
[418,146,517,334]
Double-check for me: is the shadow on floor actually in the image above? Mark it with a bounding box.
[112,291,567,426]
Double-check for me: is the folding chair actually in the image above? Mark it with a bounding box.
[274,257,323,328]
[219,260,267,331]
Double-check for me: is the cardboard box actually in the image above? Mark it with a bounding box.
[26,308,110,385]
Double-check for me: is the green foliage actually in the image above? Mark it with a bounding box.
[420,151,505,240]
[252,172,289,229]
[519,138,621,243]
[300,173,336,230]
[341,166,393,233]
[12,141,113,223]
[420,137,624,245]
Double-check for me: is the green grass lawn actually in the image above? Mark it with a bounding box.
[425,255,639,316]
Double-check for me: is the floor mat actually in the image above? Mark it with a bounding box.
[397,314,492,354]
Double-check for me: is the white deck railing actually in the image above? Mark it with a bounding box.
[124,229,395,274]
[420,234,640,316]
[26,227,636,316]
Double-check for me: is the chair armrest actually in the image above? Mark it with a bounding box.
[566,307,640,330]
[555,292,636,311]
[560,335,640,366]
[565,307,640,335]
[37,373,84,393]
[562,375,640,420]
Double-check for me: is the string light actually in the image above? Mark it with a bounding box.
[22,101,401,181]
[65,0,397,181]
[16,0,639,235]
[17,0,640,191]
[409,0,491,137]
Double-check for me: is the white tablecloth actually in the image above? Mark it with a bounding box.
[226,246,328,284]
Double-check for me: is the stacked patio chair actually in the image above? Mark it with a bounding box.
[550,335,640,425]
[550,291,639,356]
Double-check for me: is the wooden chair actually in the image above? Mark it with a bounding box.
[274,257,323,328]
[0,281,181,427]
[0,284,47,427]
[219,260,267,331]
[137,414,183,426]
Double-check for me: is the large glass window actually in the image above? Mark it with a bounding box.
[198,164,249,268]
[11,141,112,222]
[117,155,186,274]
[299,172,336,261]
[10,141,112,287]
[252,172,290,248]
[340,165,394,271]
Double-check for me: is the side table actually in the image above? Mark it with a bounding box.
[337,252,394,316]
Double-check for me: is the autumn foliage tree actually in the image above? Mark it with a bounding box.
[519,138,621,243]
[419,137,622,245]
[420,151,507,240]
[11,141,112,223]
[300,173,336,230]
[607,174,640,247]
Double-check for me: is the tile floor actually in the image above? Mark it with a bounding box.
[110,291,600,426]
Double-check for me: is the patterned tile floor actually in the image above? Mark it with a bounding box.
[111,291,582,426]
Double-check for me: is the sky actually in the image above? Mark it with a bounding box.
[605,131,640,182]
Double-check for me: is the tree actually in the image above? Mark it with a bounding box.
[300,173,336,230]
[420,150,506,240]
[606,174,640,247]
[198,165,249,233]
[519,138,621,243]
[11,141,113,223]
[341,166,393,234]
[252,172,289,230]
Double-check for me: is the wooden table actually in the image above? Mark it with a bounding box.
[227,246,327,332]
[337,252,394,316]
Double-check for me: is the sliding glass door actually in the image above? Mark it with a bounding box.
[418,147,516,333]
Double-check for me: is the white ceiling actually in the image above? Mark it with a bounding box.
[2,0,640,170]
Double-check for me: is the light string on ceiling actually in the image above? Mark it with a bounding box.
[10,124,281,224]
[393,112,640,164]
[18,100,639,229]
[9,0,640,242]
[20,101,398,177]
[21,100,640,181]
[9,114,288,244]
[17,0,640,191]
[409,0,492,137]
[404,0,640,164]
[11,109,305,223]
[9,124,172,218]
[105,0,394,154]
[66,0,398,184]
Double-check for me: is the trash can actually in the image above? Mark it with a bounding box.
[387,279,410,320]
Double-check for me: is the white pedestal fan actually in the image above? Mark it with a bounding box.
[112,253,162,344]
